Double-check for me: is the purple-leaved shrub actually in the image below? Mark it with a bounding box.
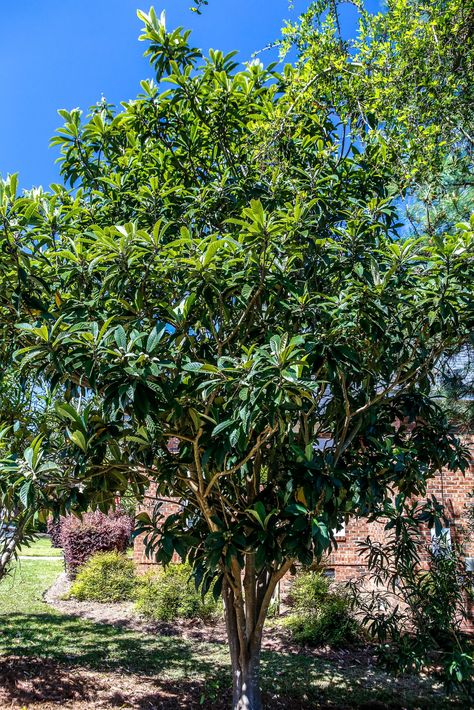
[60,510,133,578]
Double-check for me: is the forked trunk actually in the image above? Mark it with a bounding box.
[224,579,263,710]
[223,558,293,710]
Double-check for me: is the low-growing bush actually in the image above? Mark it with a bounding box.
[69,551,137,602]
[135,563,219,622]
[60,510,133,577]
[285,570,360,646]
[287,569,331,612]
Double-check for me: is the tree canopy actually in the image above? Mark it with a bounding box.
[0,4,473,708]
[283,0,473,231]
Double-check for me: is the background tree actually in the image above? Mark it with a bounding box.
[0,174,76,572]
[0,6,473,710]
[0,432,61,580]
[281,0,473,229]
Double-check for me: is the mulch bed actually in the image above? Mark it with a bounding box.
[0,655,397,710]
[44,573,374,665]
[0,577,414,709]
[0,656,228,709]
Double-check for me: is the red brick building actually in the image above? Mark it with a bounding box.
[134,438,474,579]
[326,439,474,581]
[134,452,474,636]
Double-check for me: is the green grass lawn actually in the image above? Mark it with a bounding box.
[18,534,63,557]
[0,558,465,709]
[17,535,133,559]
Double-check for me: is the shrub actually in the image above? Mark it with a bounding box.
[69,551,137,602]
[352,500,474,700]
[60,510,133,578]
[135,563,219,622]
[285,570,360,647]
[286,569,331,612]
[47,517,63,548]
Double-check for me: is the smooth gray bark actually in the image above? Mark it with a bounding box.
[223,559,293,710]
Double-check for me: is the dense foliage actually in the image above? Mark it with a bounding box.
[0,3,472,707]
[0,431,70,580]
[47,517,63,548]
[69,550,137,602]
[283,0,473,190]
[68,553,219,619]
[60,510,133,578]
[352,498,473,699]
[284,570,360,646]
[135,562,219,622]
[0,301,64,579]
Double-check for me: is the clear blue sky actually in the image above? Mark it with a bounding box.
[0,1,380,189]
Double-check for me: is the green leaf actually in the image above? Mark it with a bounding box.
[19,480,32,508]
[183,362,204,372]
[70,431,87,453]
[212,420,234,436]
[246,501,266,528]
[55,402,86,431]
[202,239,223,267]
[146,323,167,352]
[114,325,127,350]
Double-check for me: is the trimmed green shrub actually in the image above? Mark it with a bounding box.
[287,569,331,613]
[285,570,360,647]
[135,563,219,622]
[69,551,137,602]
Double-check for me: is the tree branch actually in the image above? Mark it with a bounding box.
[204,425,278,497]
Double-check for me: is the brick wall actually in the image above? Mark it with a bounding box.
[325,517,389,582]
[133,439,474,580]
[321,437,474,581]
[133,483,181,571]
[133,443,474,628]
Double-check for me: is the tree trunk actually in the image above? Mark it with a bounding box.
[0,528,20,580]
[223,559,293,710]
[224,579,263,710]
[0,513,29,581]
[231,650,262,710]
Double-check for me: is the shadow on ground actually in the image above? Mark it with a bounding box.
[0,613,464,709]
[0,611,217,676]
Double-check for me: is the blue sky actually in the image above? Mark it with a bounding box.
[0,1,380,189]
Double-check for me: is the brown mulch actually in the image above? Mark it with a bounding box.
[0,656,230,709]
[0,656,396,710]
[44,573,374,665]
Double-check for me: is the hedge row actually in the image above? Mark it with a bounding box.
[69,552,220,621]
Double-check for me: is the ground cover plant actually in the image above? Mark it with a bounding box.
[0,1,472,708]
